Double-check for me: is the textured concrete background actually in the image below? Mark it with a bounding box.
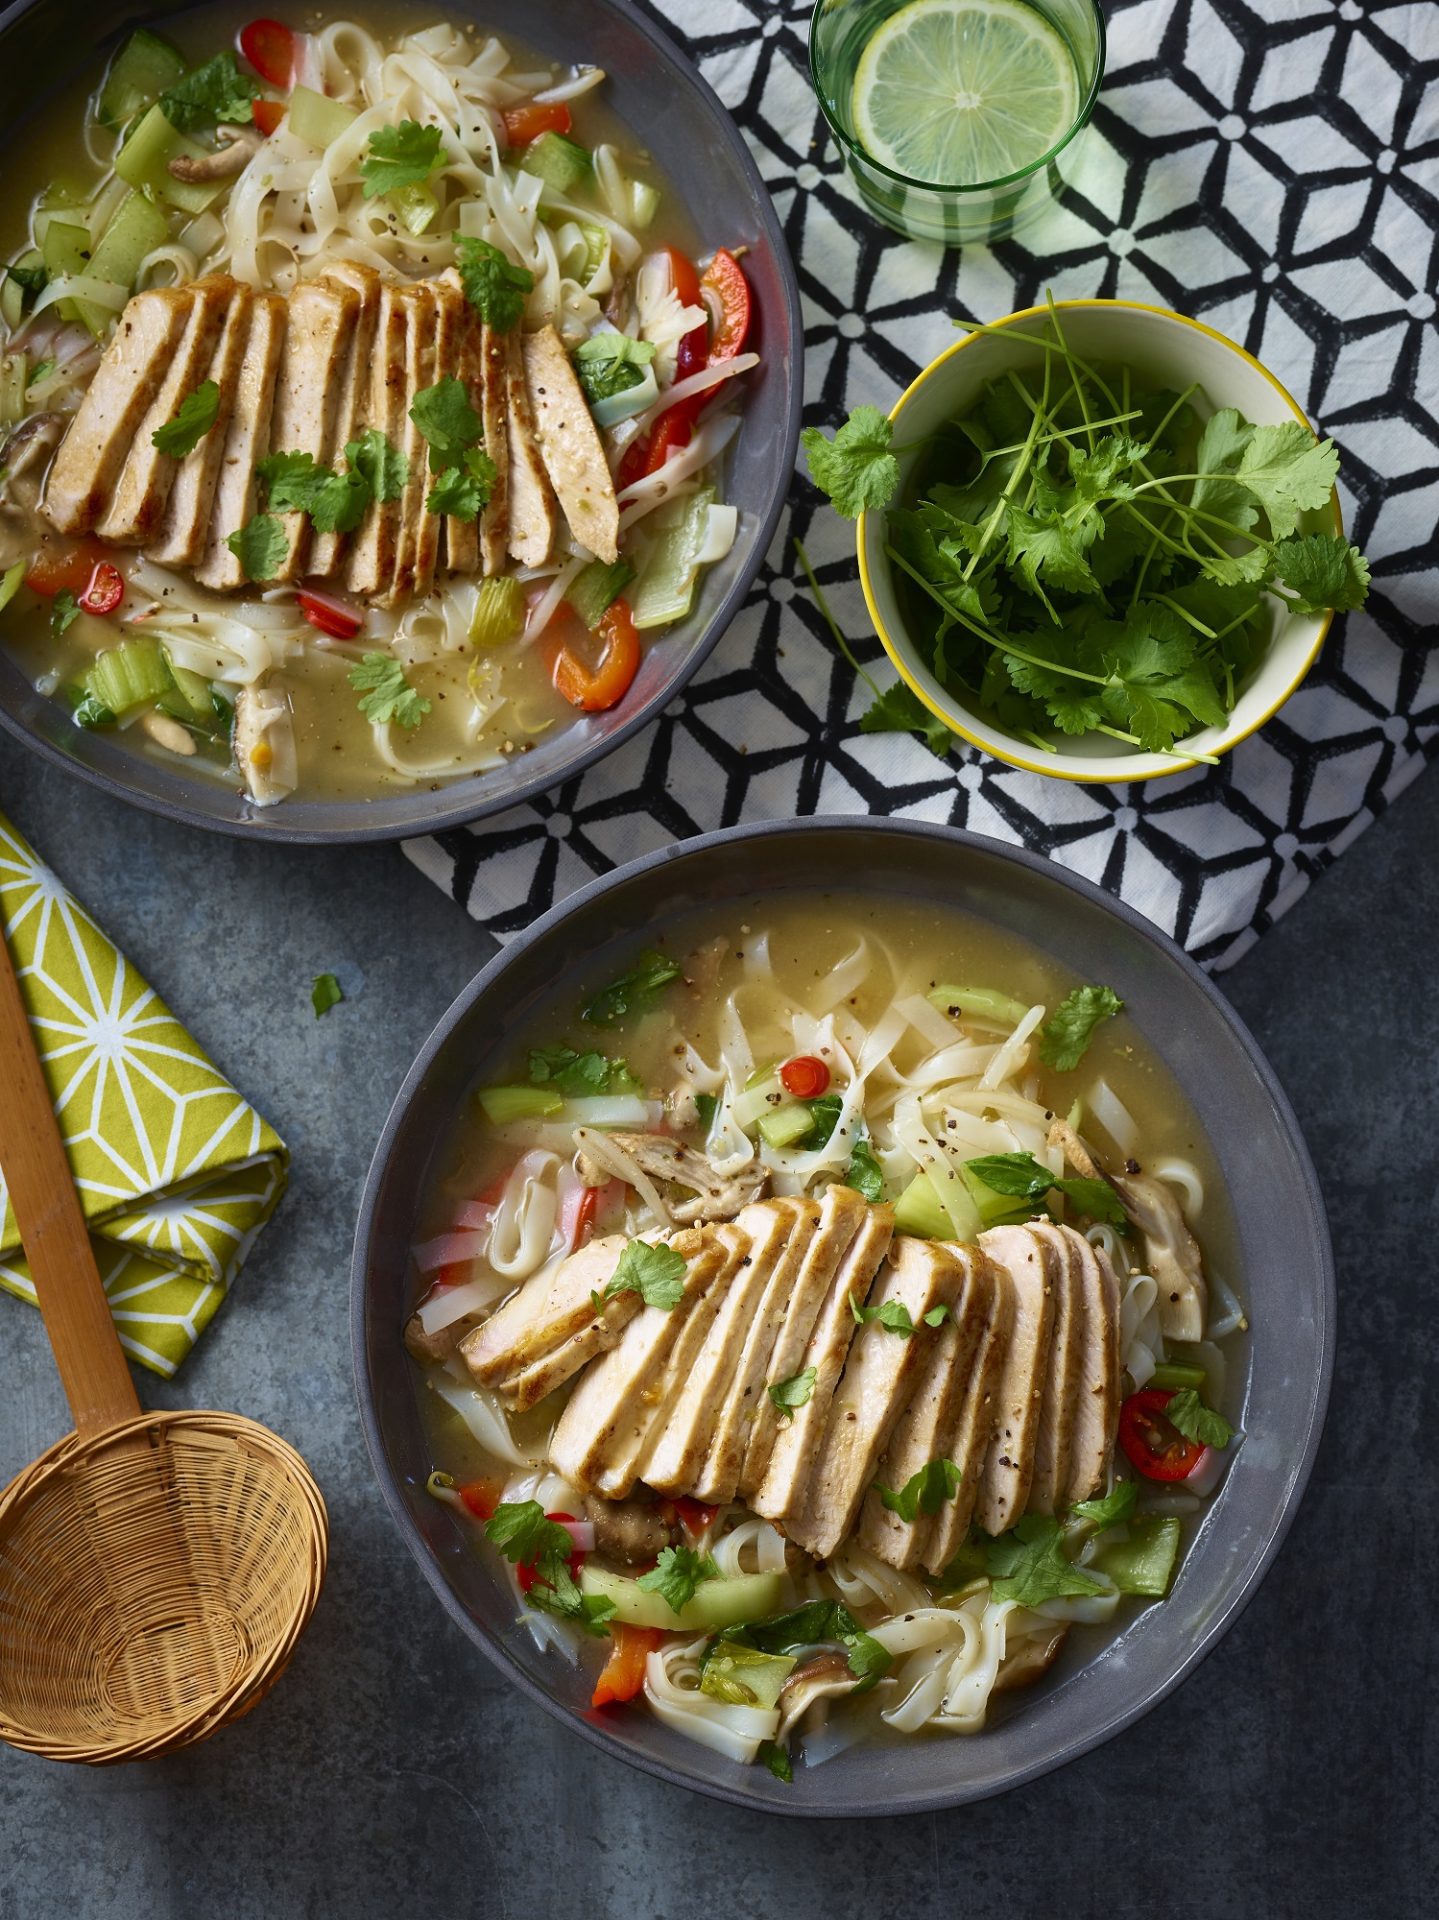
[0,733,1432,1920]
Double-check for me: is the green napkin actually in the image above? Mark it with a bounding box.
[0,812,287,1377]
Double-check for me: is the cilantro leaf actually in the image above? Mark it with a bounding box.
[1006,504,1101,598]
[962,1150,1127,1226]
[1038,984,1123,1071]
[526,1559,616,1636]
[226,512,287,582]
[985,1515,1108,1607]
[737,1602,891,1692]
[582,949,682,1025]
[600,1239,687,1312]
[483,1499,576,1569]
[847,1133,884,1202]
[26,358,55,389]
[1069,1480,1139,1530]
[874,1457,961,1523]
[410,375,482,462]
[345,428,408,504]
[859,680,955,757]
[850,1291,916,1337]
[1189,407,1260,531]
[5,259,47,303]
[152,378,220,458]
[528,1046,640,1097]
[348,651,431,729]
[51,590,80,638]
[638,1545,720,1615]
[426,446,497,519]
[804,1093,843,1149]
[758,1740,793,1783]
[1234,423,1340,539]
[257,449,369,535]
[1271,531,1371,614]
[923,1303,951,1326]
[65,683,113,728]
[767,1366,816,1418]
[455,235,534,331]
[1164,1388,1234,1450]
[801,406,899,518]
[158,51,259,132]
[311,972,343,1017]
[360,119,446,199]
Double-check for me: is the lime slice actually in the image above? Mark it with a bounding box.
[852,0,1081,188]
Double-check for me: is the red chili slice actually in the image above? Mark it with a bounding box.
[779,1055,830,1099]
[1118,1387,1205,1481]
[502,101,572,145]
[239,18,296,88]
[78,561,124,617]
[298,586,365,640]
[700,248,751,361]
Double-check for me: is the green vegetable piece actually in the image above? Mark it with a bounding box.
[579,1565,784,1633]
[1148,1362,1205,1392]
[157,51,259,133]
[637,1545,720,1617]
[1163,1387,1234,1450]
[51,591,81,640]
[96,27,187,133]
[597,1239,687,1312]
[468,576,525,648]
[928,984,1030,1027]
[80,191,171,334]
[226,512,288,583]
[731,1600,891,1692]
[66,685,115,729]
[39,219,89,327]
[152,378,220,458]
[476,1084,563,1125]
[758,1740,794,1782]
[348,651,431,729]
[360,119,446,199]
[582,948,682,1025]
[1038,983,1123,1071]
[567,558,635,630]
[522,130,593,195]
[388,181,440,236]
[874,1458,961,1523]
[757,1103,815,1150]
[84,635,172,715]
[767,1366,816,1419]
[961,1150,1127,1227]
[528,1045,640,1097]
[801,405,899,518]
[160,657,217,721]
[288,85,359,150]
[454,235,533,332]
[311,972,343,1018]
[1091,1513,1182,1598]
[893,1169,960,1242]
[0,557,26,616]
[700,1639,796,1710]
[629,485,716,632]
[26,360,55,390]
[1,251,47,330]
[985,1515,1108,1607]
[573,331,655,407]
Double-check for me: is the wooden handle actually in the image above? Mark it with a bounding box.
[0,918,139,1434]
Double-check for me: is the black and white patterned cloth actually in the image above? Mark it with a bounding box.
[408,0,1439,969]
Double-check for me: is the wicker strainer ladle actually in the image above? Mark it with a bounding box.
[0,922,327,1765]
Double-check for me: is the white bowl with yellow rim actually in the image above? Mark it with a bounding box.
[856,299,1342,784]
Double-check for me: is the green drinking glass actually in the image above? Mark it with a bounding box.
[809,0,1107,246]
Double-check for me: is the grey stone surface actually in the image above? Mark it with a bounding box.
[0,732,1432,1920]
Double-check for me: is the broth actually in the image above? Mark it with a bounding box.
[407,891,1246,1770]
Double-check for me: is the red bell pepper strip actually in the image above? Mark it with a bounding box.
[239,19,296,88]
[457,1479,502,1521]
[592,1623,666,1708]
[572,1184,600,1249]
[298,586,365,640]
[25,537,112,599]
[700,248,751,360]
[671,1497,718,1540]
[78,561,125,617]
[1118,1387,1205,1481]
[552,598,641,712]
[502,100,572,145]
[252,97,286,136]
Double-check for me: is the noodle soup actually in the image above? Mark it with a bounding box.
[405,893,1246,1777]
[0,7,754,806]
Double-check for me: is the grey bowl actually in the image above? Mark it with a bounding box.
[351,818,1333,1816]
[0,0,801,842]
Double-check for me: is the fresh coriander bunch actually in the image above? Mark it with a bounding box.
[801,303,1370,766]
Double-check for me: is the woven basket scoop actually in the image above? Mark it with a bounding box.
[0,923,327,1763]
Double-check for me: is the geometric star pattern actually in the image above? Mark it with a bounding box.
[0,814,288,1376]
[407,0,1439,970]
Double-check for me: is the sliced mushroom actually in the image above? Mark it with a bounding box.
[668,1083,701,1131]
[992,1623,1069,1695]
[167,123,262,183]
[0,412,64,564]
[583,1492,676,1565]
[403,1309,475,1366]
[775,1650,856,1742]
[573,1127,768,1226]
[139,710,197,757]
[1049,1119,1207,1341]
